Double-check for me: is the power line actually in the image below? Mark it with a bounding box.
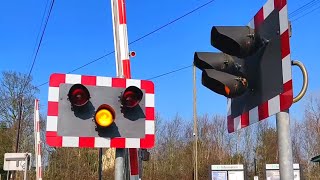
[149,1,320,81]
[289,0,319,17]
[26,0,54,90]
[68,52,115,74]
[128,0,216,45]
[36,0,320,88]
[31,0,50,59]
[146,1,320,81]
[291,5,320,22]
[36,0,216,87]
[288,0,320,22]
[147,65,192,80]
[27,0,55,82]
[11,1,55,173]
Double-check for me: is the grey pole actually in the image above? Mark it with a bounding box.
[98,148,103,180]
[276,110,294,180]
[23,154,29,180]
[192,65,198,180]
[24,165,27,180]
[10,97,23,180]
[138,149,142,180]
[115,149,125,180]
[124,149,130,180]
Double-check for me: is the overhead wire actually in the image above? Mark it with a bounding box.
[10,0,55,165]
[31,0,50,62]
[24,0,55,91]
[128,0,216,45]
[36,0,217,87]
[289,0,320,21]
[36,0,320,88]
[147,65,192,80]
[289,0,319,17]
[147,0,320,81]
[291,5,320,22]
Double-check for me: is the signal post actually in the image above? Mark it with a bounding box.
[193,0,308,179]
[46,2,155,180]
[110,0,140,179]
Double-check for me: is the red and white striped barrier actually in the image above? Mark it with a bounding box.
[34,99,42,180]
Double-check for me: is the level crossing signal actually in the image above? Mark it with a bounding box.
[194,0,293,132]
[46,73,155,148]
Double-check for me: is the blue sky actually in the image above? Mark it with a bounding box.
[0,0,319,124]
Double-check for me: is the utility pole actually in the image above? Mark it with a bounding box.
[15,97,23,153]
[98,148,103,180]
[10,96,23,180]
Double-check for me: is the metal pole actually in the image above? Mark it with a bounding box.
[98,148,103,180]
[115,149,125,180]
[192,65,198,180]
[138,150,142,180]
[125,149,130,180]
[254,157,257,176]
[276,110,294,180]
[10,97,23,180]
[24,169,27,180]
[23,154,29,180]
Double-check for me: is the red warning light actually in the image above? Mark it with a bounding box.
[68,84,90,107]
[121,86,143,108]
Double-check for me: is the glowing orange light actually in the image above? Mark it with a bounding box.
[95,104,115,127]
[224,86,230,95]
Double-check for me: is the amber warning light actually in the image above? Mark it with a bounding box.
[95,104,115,128]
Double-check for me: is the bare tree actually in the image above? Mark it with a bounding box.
[296,96,320,179]
[0,71,39,178]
